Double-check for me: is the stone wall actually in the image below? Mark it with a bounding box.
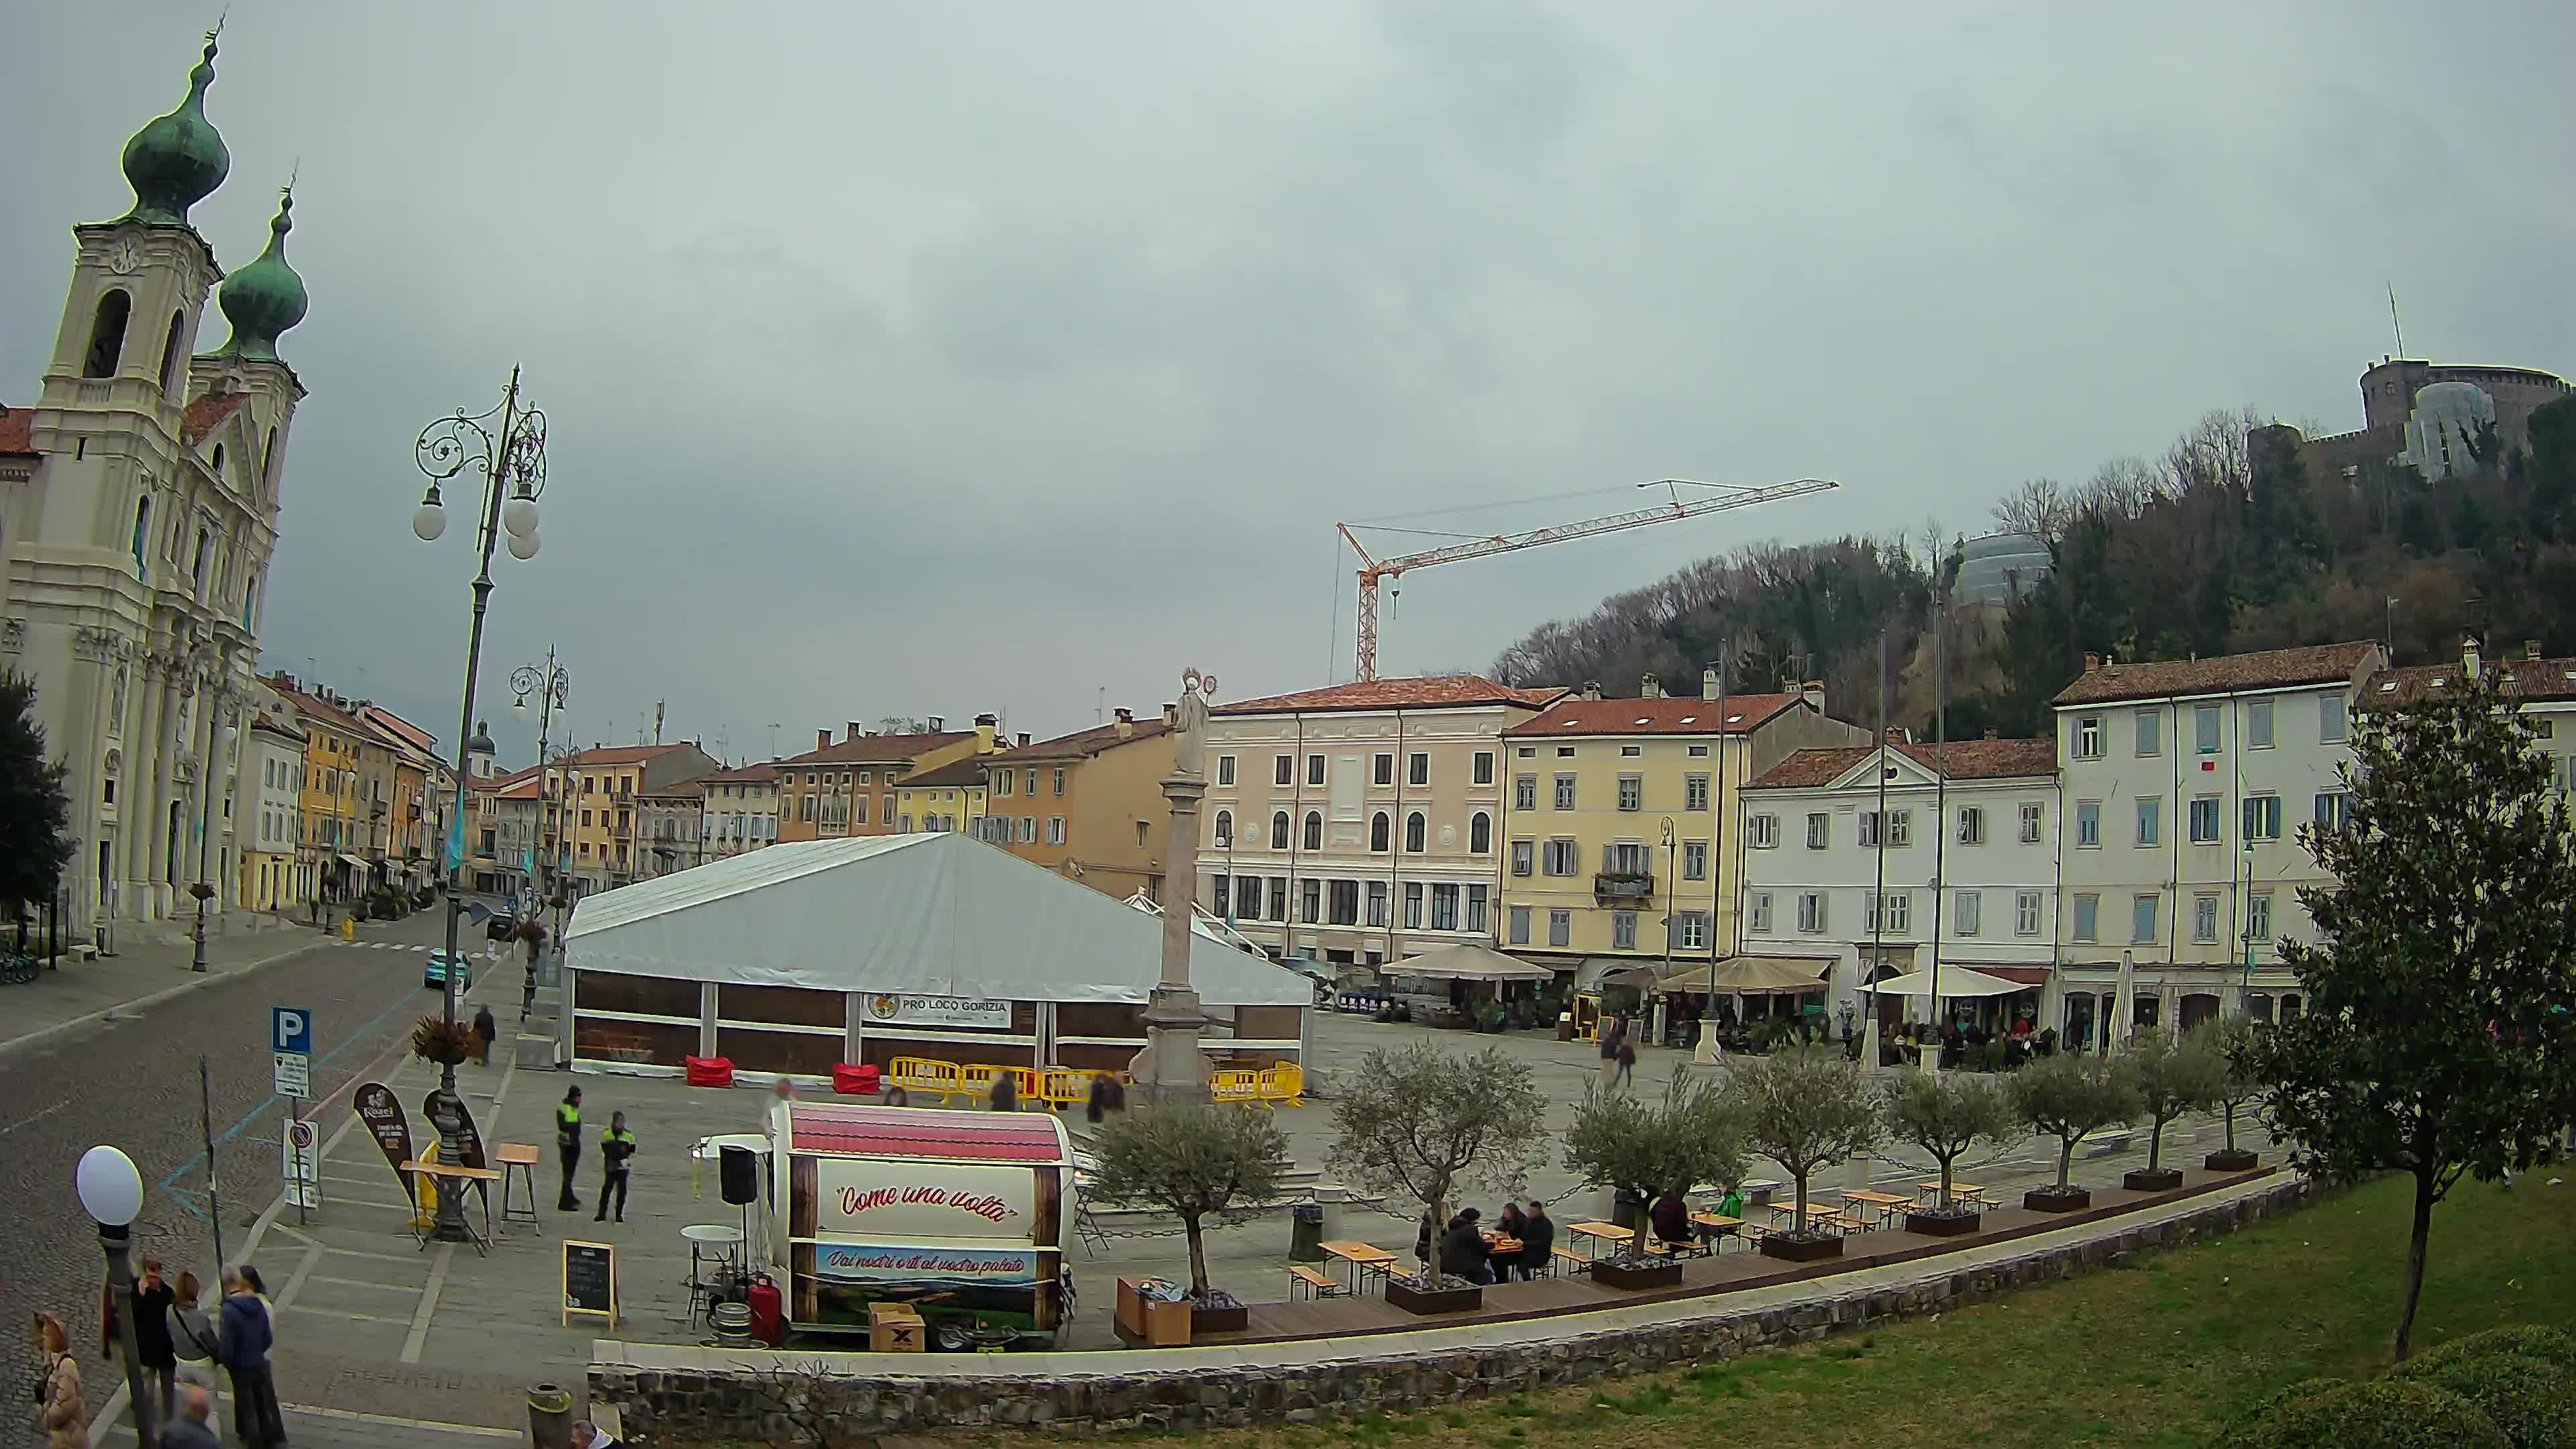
[593,1179,2312,1439]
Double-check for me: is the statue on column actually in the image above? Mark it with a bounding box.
[1171,668,1217,777]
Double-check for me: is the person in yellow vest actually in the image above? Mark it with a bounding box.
[555,1086,584,1212]
[594,1112,637,1224]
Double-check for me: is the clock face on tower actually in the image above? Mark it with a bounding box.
[107,237,143,275]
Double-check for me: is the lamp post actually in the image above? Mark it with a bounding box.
[412,368,549,1243]
[189,706,237,973]
[76,1145,154,1448]
[511,651,570,907]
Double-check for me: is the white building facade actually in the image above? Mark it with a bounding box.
[1201,676,1564,968]
[238,710,305,913]
[0,34,309,935]
[2051,642,2383,1044]
[1740,737,2061,1030]
[697,763,780,860]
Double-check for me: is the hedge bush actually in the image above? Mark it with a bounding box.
[2392,1353,2572,1449]
[2407,1324,2576,1373]
[2216,1378,2510,1449]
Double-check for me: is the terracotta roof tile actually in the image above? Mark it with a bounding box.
[984,718,1171,762]
[698,762,780,784]
[2366,655,2576,706]
[1504,694,1803,737]
[2051,642,2382,706]
[560,743,694,767]
[900,758,991,789]
[637,779,707,800]
[1748,737,2057,790]
[775,731,973,767]
[1216,675,1566,716]
[180,392,250,446]
[0,407,35,457]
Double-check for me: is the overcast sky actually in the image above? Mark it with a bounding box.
[7,2,2571,765]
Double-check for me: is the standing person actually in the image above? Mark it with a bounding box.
[1518,1201,1556,1281]
[162,1385,222,1449]
[989,1071,1018,1112]
[216,1271,283,1449]
[130,1256,178,1424]
[1614,1037,1638,1089]
[32,1312,85,1449]
[555,1086,584,1212]
[168,1271,223,1426]
[594,1112,636,1224]
[1597,1013,1624,1086]
[471,1004,497,1068]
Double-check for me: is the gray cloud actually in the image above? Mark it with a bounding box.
[5,1,2570,765]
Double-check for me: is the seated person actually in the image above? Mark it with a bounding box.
[1493,1201,1527,1244]
[1439,1207,1495,1285]
[1650,1188,1695,1248]
[1514,1201,1555,1280]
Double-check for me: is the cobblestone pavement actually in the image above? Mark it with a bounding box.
[0,906,497,1449]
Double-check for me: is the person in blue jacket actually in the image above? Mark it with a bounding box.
[216,1268,285,1448]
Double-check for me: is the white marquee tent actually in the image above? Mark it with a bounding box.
[563,833,1311,1007]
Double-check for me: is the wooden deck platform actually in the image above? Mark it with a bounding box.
[1196,1165,2275,1347]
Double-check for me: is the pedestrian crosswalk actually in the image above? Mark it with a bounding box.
[351,941,505,957]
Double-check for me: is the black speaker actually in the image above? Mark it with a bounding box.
[719,1144,758,1205]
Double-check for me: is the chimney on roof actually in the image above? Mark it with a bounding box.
[817,729,831,751]
[1640,672,1662,698]
[847,721,864,741]
[1801,680,1825,712]
[974,713,997,752]
[927,715,945,732]
[1984,728,1998,740]
[2083,652,2102,674]
[2527,639,2545,661]
[1701,667,1719,702]
[1114,707,1134,739]
[2463,634,2481,682]
[1582,680,1602,701]
[1016,732,1031,747]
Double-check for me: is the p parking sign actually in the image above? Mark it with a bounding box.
[272,1007,311,1055]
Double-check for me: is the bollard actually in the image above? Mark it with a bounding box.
[527,1383,572,1449]
[1289,1200,1325,1263]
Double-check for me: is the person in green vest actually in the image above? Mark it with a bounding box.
[555,1086,584,1212]
[595,1112,637,1224]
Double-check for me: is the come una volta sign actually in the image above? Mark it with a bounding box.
[814,1159,1033,1240]
[864,993,1010,1029]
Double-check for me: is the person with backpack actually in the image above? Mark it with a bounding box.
[168,1271,223,1430]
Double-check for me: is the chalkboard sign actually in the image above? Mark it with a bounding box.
[561,1240,616,1328]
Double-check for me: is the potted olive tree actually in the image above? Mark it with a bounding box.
[1328,1042,1548,1314]
[1731,1047,1882,1262]
[1085,1104,1291,1335]
[2198,1018,2265,1172]
[2123,1026,2226,1191]
[1882,1069,2016,1236]
[1561,1068,1746,1289]
[2009,1051,2139,1212]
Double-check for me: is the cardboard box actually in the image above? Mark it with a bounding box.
[868,1302,924,1353]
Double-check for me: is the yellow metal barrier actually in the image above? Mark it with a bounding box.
[957,1063,1039,1108]
[885,1057,961,1104]
[1039,1068,1091,1110]
[1210,1068,1267,1107]
[1258,1061,1305,1108]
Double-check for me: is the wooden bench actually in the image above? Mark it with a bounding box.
[1549,1245,1589,1275]
[1287,1264,1344,1301]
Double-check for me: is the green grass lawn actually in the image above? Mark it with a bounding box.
[1014,1172,2576,1449]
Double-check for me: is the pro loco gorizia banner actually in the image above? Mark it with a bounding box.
[863,993,1011,1029]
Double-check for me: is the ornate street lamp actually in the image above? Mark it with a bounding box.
[76,1145,154,1448]
[411,369,549,1243]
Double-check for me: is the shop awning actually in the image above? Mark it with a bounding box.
[1657,955,1834,996]
[1387,943,1556,983]
[1863,966,2031,998]
[335,854,370,870]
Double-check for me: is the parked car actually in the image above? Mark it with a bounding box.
[425,951,472,991]
[485,909,517,942]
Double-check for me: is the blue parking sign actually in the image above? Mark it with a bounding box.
[272,1006,311,1055]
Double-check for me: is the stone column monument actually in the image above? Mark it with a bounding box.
[1134,667,1217,1106]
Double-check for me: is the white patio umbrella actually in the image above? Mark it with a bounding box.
[2110,950,2137,1057]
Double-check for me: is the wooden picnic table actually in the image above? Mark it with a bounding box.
[1840,1189,1913,1227]
[1918,1181,1989,1204]
[1320,1240,1400,1295]
[1567,1221,1629,1258]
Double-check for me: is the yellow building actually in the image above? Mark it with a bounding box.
[1497,672,1862,973]
[893,757,988,835]
[546,741,721,892]
[266,676,366,904]
[773,715,999,843]
[982,708,1175,901]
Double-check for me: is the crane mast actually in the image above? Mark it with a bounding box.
[1338,476,1839,681]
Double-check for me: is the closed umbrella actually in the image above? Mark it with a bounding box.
[2110,950,2136,1057]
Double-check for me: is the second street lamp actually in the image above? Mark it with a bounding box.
[411,368,550,1244]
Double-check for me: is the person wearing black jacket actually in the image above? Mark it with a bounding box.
[127,1256,178,1424]
[1650,1189,1695,1248]
[1517,1201,1556,1280]
[1438,1208,1493,1285]
[595,1112,637,1223]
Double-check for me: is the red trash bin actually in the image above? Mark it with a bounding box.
[684,1055,734,1087]
[831,1062,880,1095]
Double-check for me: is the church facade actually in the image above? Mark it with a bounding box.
[0,31,311,936]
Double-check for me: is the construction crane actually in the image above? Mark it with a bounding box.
[1337,476,1840,682]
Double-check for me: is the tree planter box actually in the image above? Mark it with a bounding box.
[1189,1297,1249,1334]
[1589,1258,1684,1291]
[2123,1167,2186,1192]
[1384,1277,1483,1316]
[1758,1232,1843,1263]
[2024,1186,2091,1213]
[2204,1148,2259,1172]
[1905,1208,1982,1238]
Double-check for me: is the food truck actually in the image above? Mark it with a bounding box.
[765,1097,1073,1350]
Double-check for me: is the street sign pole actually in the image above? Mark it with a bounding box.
[200,1056,225,1274]
[271,1009,315,1224]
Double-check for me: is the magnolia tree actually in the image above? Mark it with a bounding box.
[2251,671,2576,1361]
[2198,1018,2265,1160]
[1729,1047,1882,1236]
[1561,1067,1747,1258]
[2008,1052,2139,1195]
[1086,1104,1292,1300]
[1881,1069,2016,1212]
[1328,1043,1549,1281]
[2127,1026,2228,1175]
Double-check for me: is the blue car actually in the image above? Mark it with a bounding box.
[425,950,472,991]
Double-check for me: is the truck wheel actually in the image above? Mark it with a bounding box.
[931,1318,973,1352]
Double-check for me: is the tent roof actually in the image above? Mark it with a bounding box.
[1655,955,1834,996]
[1862,966,2030,998]
[1385,943,1556,982]
[564,833,1311,1007]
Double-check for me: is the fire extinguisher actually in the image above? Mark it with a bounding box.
[747,1273,785,1347]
